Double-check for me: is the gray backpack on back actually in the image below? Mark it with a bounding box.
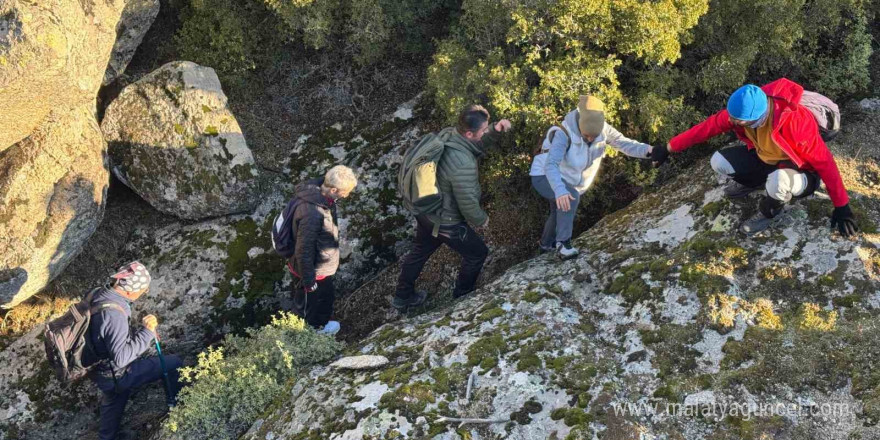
[800,90,841,142]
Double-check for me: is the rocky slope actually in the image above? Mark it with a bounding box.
[0,98,429,439]
[240,112,880,439]
[0,105,109,308]
[2,93,879,439]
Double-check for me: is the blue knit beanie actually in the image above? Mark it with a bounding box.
[727,85,768,121]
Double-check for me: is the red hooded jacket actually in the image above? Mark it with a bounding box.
[668,78,849,207]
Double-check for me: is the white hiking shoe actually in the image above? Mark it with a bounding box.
[556,240,579,260]
[318,321,340,335]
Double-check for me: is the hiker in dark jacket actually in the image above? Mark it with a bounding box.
[288,165,358,334]
[393,105,512,310]
[82,261,182,440]
[651,78,858,236]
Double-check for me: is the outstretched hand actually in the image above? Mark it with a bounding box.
[494,119,512,133]
[651,143,671,167]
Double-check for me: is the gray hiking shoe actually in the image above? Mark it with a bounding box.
[556,240,579,260]
[740,205,784,235]
[538,241,554,254]
[740,212,775,235]
[723,181,763,199]
[392,290,427,310]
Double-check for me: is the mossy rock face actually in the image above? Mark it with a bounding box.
[0,0,125,149]
[0,98,437,440]
[240,150,880,440]
[102,61,261,220]
[0,105,109,308]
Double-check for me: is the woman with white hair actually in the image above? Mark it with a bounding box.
[287,165,357,334]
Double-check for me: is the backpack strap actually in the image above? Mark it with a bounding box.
[86,287,128,317]
[89,303,126,316]
[544,125,573,154]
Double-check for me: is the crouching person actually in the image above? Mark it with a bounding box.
[287,165,358,335]
[530,95,654,260]
[82,261,182,440]
[652,78,858,237]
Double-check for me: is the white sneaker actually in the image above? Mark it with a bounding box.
[556,240,579,260]
[318,321,340,335]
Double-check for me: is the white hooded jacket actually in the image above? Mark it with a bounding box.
[530,109,651,197]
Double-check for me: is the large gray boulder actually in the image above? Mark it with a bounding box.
[103,0,161,85]
[0,105,108,308]
[0,0,124,150]
[102,61,261,220]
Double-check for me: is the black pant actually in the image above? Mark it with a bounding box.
[293,276,334,328]
[91,356,182,440]
[718,144,819,193]
[717,145,779,188]
[395,215,489,299]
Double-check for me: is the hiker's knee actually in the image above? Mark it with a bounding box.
[710,151,735,176]
[163,354,183,371]
[471,240,489,262]
[766,169,807,202]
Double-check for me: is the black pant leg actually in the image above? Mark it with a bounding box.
[718,144,776,188]
[395,217,444,299]
[438,223,489,297]
[313,277,335,326]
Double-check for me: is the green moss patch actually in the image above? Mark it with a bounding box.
[466,335,508,371]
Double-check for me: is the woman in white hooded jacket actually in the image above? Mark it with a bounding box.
[530,95,654,259]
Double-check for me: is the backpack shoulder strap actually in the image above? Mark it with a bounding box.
[547,125,573,152]
[87,289,127,317]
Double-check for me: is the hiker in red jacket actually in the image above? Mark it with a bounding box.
[651,78,858,237]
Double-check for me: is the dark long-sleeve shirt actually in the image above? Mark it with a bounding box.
[83,287,156,376]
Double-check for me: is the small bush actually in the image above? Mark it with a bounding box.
[263,0,456,66]
[172,0,283,87]
[163,312,341,440]
[681,0,873,102]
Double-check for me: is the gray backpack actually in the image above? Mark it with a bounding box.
[398,128,454,236]
[43,288,125,382]
[800,90,840,142]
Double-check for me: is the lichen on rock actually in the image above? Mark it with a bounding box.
[101,61,261,220]
[240,150,880,439]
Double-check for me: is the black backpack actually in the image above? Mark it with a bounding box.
[43,288,125,383]
[271,197,302,259]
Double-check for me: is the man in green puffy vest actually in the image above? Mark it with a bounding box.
[393,105,512,309]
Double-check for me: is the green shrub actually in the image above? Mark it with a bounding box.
[163,312,341,440]
[428,0,709,144]
[172,0,283,86]
[681,0,873,103]
[262,0,457,65]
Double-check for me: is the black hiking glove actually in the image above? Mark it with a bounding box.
[830,204,859,238]
[651,144,670,167]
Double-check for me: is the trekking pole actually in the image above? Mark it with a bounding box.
[154,338,176,407]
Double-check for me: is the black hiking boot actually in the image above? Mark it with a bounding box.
[723,181,763,200]
[392,290,427,311]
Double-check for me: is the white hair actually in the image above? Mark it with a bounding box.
[324,165,358,191]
